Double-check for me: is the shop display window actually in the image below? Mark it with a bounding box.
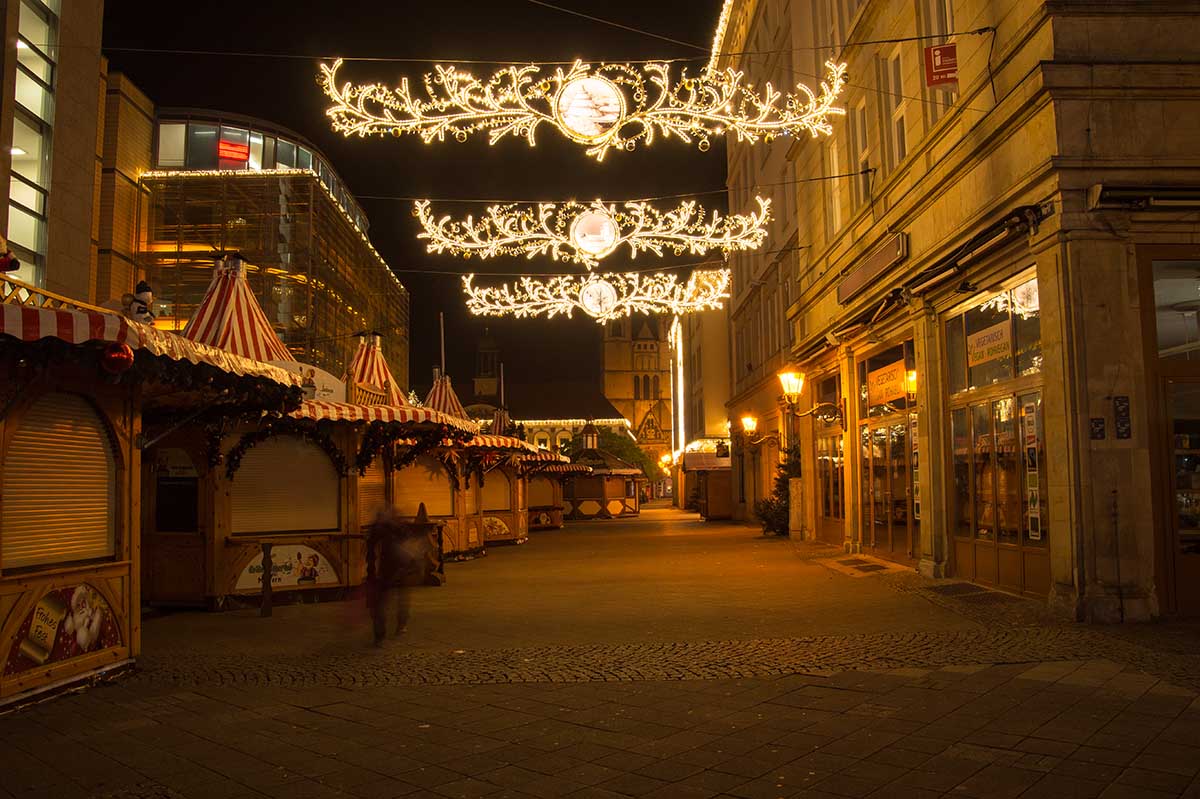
[1153,261,1200,362]
[946,277,1041,393]
[857,341,916,418]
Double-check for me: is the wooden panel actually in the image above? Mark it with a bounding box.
[952,538,973,581]
[997,546,1023,593]
[973,542,998,585]
[144,533,204,603]
[1024,550,1051,598]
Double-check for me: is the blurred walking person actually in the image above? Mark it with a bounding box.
[365,504,415,646]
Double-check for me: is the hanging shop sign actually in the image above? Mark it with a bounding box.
[924,43,958,87]
[235,545,340,592]
[967,320,1012,367]
[837,233,908,304]
[868,360,907,406]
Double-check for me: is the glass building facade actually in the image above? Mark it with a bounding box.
[139,111,409,384]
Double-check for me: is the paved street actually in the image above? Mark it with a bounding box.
[4,507,1200,799]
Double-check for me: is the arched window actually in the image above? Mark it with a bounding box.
[2,392,117,568]
[231,434,340,533]
[653,375,660,398]
[633,375,641,399]
[642,375,651,399]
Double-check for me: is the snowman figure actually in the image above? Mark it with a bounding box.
[102,280,156,324]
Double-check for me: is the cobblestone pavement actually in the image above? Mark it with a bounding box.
[4,507,1200,798]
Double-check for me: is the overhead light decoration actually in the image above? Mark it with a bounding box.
[319,59,847,161]
[415,196,770,268]
[462,269,731,323]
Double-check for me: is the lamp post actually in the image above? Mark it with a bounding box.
[777,369,845,426]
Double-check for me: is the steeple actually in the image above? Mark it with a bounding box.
[473,327,500,402]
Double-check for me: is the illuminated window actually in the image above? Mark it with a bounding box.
[157,123,185,167]
[850,99,870,207]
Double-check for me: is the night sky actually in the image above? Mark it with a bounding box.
[102,0,727,396]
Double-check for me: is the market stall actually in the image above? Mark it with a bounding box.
[139,258,474,608]
[524,458,593,530]
[564,422,645,520]
[0,274,300,704]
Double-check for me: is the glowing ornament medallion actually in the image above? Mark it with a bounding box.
[462,269,731,323]
[415,196,770,269]
[320,59,847,161]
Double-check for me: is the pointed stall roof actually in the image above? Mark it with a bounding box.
[183,255,295,363]
[343,334,408,406]
[425,373,469,421]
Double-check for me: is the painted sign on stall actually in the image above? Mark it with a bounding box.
[235,545,340,591]
[967,321,1012,367]
[867,360,907,406]
[4,584,122,676]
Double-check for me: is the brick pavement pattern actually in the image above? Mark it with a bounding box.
[3,507,1200,799]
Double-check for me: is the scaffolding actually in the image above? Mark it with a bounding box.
[139,172,409,385]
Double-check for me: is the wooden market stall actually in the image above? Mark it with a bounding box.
[139,258,474,609]
[564,422,646,520]
[0,275,300,704]
[525,457,593,530]
[682,446,733,521]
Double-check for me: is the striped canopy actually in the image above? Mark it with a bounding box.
[292,400,475,433]
[183,256,295,363]
[425,374,468,420]
[343,335,407,406]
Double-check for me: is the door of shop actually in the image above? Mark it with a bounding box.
[1164,381,1200,615]
[144,448,206,605]
[859,414,918,563]
[815,431,845,545]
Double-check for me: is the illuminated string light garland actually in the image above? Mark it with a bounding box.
[415,196,770,268]
[320,59,847,161]
[461,269,731,323]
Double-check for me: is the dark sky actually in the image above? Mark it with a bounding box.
[102,0,727,395]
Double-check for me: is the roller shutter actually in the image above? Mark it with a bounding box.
[231,435,339,534]
[464,482,478,515]
[529,476,554,508]
[357,461,386,529]
[2,393,117,569]
[482,470,511,511]
[393,456,453,517]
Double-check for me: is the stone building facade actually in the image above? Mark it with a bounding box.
[718,0,1200,619]
[602,316,673,467]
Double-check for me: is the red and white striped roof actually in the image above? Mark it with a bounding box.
[425,374,469,420]
[0,292,299,387]
[291,400,475,432]
[532,463,593,474]
[392,433,538,452]
[523,449,570,462]
[343,335,407,406]
[183,256,295,363]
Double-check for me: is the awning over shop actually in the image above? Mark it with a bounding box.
[534,463,593,474]
[523,449,570,462]
[682,451,731,471]
[0,281,299,388]
[290,400,476,432]
[183,255,295,363]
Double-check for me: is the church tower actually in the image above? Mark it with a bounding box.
[601,317,672,463]
[473,328,500,404]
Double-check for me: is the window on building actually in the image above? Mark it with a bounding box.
[536,435,550,449]
[276,138,297,168]
[850,99,870,207]
[946,277,1042,393]
[1152,261,1200,361]
[218,126,250,170]
[858,341,916,418]
[653,375,660,398]
[556,432,571,449]
[296,146,313,170]
[826,141,842,237]
[924,0,958,124]
[642,375,651,399]
[634,375,641,400]
[186,123,218,169]
[881,49,907,172]
[248,131,265,170]
[157,123,186,167]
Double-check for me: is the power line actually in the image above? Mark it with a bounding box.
[520,0,708,53]
[355,170,874,206]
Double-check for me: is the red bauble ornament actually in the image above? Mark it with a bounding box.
[101,342,135,374]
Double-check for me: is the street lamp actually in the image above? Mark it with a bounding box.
[777,369,844,426]
[739,414,777,447]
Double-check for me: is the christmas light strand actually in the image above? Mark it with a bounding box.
[415,196,770,269]
[320,59,846,161]
[461,270,731,323]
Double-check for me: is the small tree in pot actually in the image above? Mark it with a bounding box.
[754,443,803,536]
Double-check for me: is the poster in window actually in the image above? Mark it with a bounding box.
[967,321,1012,367]
[1023,401,1042,540]
[867,360,906,406]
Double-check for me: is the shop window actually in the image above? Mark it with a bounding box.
[218,126,250,170]
[858,341,916,418]
[156,122,185,168]
[248,132,264,170]
[2,393,117,569]
[626,480,635,498]
[393,456,453,517]
[817,435,844,520]
[276,138,296,168]
[186,123,218,169]
[1153,260,1200,361]
[946,277,1041,393]
[482,470,511,511]
[296,147,313,170]
[536,435,550,449]
[231,435,339,534]
[154,449,199,533]
[817,375,841,428]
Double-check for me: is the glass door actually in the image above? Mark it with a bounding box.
[1168,382,1200,614]
[858,417,917,563]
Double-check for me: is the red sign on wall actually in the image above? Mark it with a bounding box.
[924,43,958,87]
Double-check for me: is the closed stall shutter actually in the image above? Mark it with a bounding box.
[2,393,117,569]
[529,476,554,508]
[231,436,339,533]
[482,470,512,511]
[393,456,453,517]
[358,461,386,529]
[464,482,478,515]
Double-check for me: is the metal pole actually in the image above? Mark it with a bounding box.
[260,543,273,617]
[500,362,506,407]
[439,312,446,374]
